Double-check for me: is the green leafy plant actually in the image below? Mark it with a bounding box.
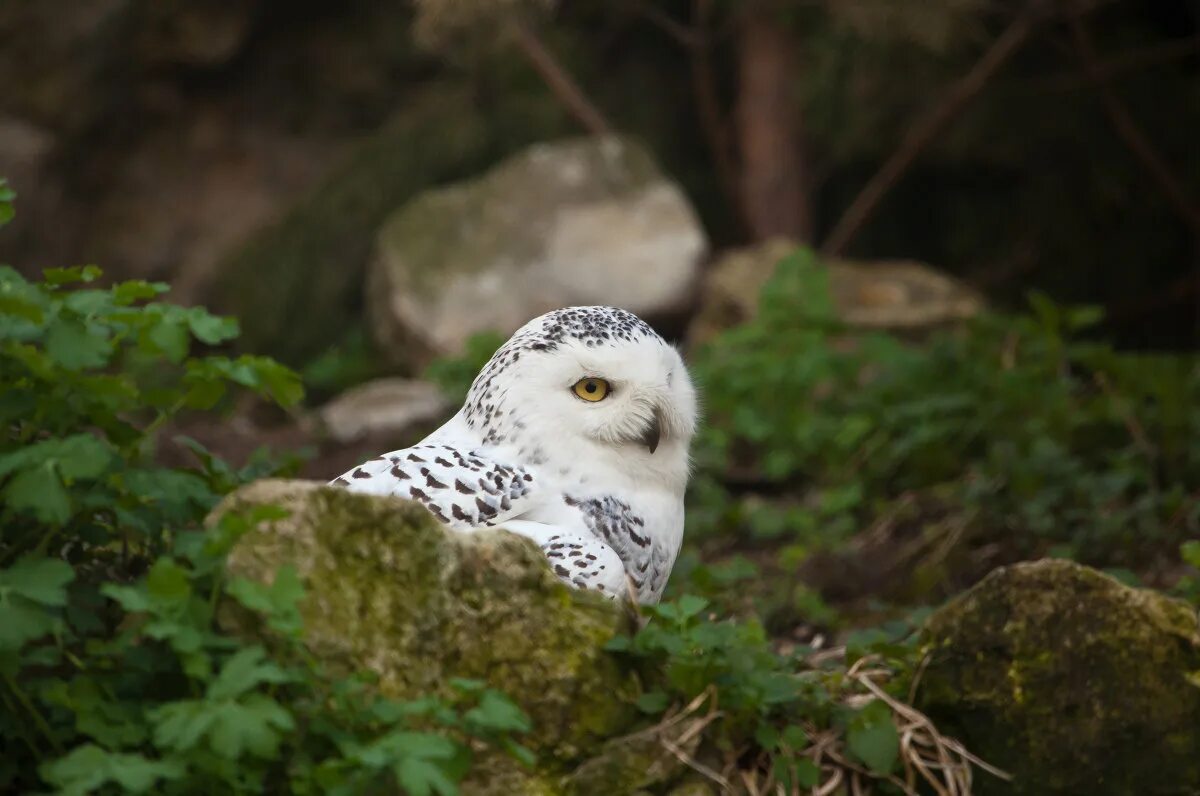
[688,248,1199,575]
[0,188,531,794]
[1176,541,1200,606]
[423,331,505,402]
[607,594,994,793]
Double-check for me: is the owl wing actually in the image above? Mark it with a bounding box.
[330,442,538,531]
[562,494,675,603]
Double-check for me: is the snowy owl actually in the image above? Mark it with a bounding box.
[329,306,697,604]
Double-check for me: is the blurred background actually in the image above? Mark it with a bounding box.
[1,0,1197,626]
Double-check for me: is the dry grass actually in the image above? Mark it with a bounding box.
[622,651,1009,795]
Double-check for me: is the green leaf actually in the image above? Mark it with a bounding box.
[394,756,460,796]
[0,594,57,650]
[780,724,807,749]
[208,694,294,759]
[185,307,239,344]
[463,691,530,733]
[207,646,292,701]
[146,319,190,363]
[0,555,74,605]
[145,558,192,609]
[2,462,71,524]
[40,744,183,796]
[151,693,294,760]
[43,265,103,286]
[101,583,153,613]
[0,178,13,225]
[1182,541,1200,569]
[226,566,305,634]
[847,699,899,774]
[0,433,112,481]
[794,758,820,787]
[634,690,670,714]
[676,594,709,620]
[44,318,113,370]
[112,280,168,305]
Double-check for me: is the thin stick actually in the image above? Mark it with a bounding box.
[1065,8,1200,232]
[510,19,613,136]
[822,7,1039,256]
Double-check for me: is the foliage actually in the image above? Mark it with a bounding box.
[0,195,531,794]
[688,249,1199,571]
[423,331,506,402]
[301,327,387,402]
[1175,541,1200,606]
[607,594,966,792]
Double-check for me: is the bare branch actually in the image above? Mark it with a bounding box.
[628,0,706,48]
[509,19,613,136]
[821,7,1040,256]
[1065,8,1200,232]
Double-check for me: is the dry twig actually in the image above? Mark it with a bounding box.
[509,19,612,135]
[821,6,1042,256]
[1064,7,1200,233]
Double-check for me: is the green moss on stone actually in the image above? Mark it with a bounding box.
[916,559,1200,795]
[562,721,698,796]
[216,479,639,765]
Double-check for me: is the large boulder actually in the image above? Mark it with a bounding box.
[215,480,640,768]
[686,238,983,349]
[367,135,708,369]
[916,559,1200,795]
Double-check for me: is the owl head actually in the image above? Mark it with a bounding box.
[462,306,698,485]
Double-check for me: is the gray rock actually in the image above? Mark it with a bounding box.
[215,480,639,765]
[368,135,707,368]
[686,238,983,349]
[316,377,450,443]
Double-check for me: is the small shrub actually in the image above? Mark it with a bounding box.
[608,595,992,793]
[0,188,531,794]
[688,248,1200,568]
[423,331,506,402]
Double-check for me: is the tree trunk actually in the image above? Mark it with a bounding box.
[735,4,811,242]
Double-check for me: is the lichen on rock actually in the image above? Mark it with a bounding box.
[916,558,1200,795]
[214,479,639,765]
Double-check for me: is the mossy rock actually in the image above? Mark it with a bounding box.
[215,479,639,766]
[916,559,1200,795]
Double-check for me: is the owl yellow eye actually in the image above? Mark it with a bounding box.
[572,377,610,402]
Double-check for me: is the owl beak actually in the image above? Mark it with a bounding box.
[641,411,662,454]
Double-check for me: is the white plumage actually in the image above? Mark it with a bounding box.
[329,306,697,603]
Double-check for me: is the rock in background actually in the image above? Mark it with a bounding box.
[686,238,984,350]
[916,559,1200,795]
[367,135,708,370]
[316,377,450,444]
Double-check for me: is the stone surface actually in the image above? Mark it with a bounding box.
[686,238,983,348]
[917,559,1200,796]
[368,135,707,369]
[215,479,639,764]
[563,721,699,796]
[316,377,450,443]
